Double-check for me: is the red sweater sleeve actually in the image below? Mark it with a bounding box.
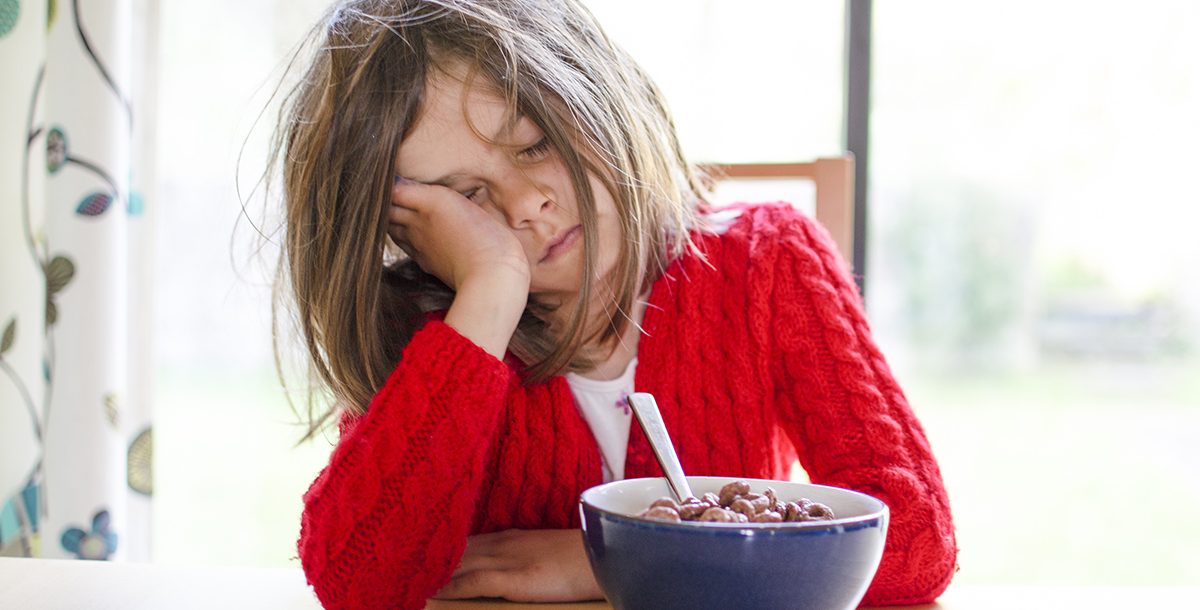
[297,320,511,610]
[764,208,958,606]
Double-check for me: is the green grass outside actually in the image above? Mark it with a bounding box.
[153,368,332,568]
[903,358,1200,584]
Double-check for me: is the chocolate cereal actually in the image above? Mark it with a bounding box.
[637,480,835,524]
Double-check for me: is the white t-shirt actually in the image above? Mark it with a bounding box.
[566,358,637,482]
[563,208,742,482]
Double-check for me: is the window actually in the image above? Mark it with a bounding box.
[152,0,334,566]
[869,0,1200,584]
[588,0,845,163]
[155,2,1200,585]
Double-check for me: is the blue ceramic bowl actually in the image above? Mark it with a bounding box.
[579,476,888,610]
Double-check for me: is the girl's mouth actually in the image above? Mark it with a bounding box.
[540,225,583,263]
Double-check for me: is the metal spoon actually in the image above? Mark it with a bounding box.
[627,392,694,503]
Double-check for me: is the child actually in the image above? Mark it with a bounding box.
[274,1,957,608]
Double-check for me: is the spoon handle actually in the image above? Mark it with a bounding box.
[627,392,694,502]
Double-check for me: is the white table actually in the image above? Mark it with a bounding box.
[0,557,320,610]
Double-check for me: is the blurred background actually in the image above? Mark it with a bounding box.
[152,0,1199,586]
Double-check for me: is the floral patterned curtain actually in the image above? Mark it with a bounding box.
[1,0,155,561]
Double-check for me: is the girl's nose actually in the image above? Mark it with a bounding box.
[496,176,554,228]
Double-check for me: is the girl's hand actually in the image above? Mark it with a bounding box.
[389,180,530,358]
[433,529,604,603]
[388,179,531,291]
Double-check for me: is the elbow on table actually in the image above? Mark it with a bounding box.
[862,526,958,607]
[297,516,446,610]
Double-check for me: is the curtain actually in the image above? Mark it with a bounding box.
[1,0,155,561]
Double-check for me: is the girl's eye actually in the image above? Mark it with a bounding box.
[517,137,551,161]
[461,187,483,202]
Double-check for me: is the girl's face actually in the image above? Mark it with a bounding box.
[395,65,623,307]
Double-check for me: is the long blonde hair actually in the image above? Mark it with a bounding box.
[271,0,710,439]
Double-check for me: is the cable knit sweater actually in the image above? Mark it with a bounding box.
[297,203,958,609]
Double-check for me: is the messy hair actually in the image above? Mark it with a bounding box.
[271,0,709,438]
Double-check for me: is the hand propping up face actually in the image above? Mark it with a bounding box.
[388,179,532,291]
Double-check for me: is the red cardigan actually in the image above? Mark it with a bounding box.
[298,204,958,609]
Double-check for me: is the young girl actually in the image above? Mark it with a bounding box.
[274,1,957,608]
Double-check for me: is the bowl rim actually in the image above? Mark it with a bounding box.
[580,476,888,533]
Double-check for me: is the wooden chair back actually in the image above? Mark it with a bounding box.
[701,155,856,265]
